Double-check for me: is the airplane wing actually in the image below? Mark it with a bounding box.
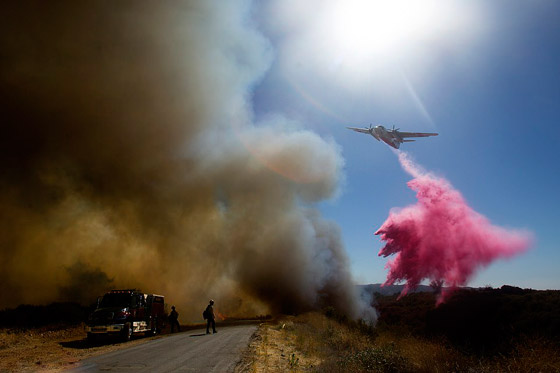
[398,131,438,138]
[347,127,371,134]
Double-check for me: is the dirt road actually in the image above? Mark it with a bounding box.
[69,324,257,372]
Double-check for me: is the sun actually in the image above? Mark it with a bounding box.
[328,0,442,57]
[274,0,481,105]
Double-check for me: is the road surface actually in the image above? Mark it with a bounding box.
[70,324,257,372]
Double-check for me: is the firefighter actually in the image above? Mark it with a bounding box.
[205,300,217,334]
[169,305,180,333]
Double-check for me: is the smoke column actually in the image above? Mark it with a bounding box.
[376,152,532,303]
[0,1,375,322]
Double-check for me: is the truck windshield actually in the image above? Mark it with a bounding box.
[99,293,132,308]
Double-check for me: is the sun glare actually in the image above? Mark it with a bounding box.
[329,0,441,56]
[276,0,481,107]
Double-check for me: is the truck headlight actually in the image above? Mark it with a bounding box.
[115,310,130,320]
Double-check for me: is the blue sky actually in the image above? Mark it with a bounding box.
[251,1,560,289]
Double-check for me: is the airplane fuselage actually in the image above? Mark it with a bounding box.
[367,125,402,149]
[346,124,438,148]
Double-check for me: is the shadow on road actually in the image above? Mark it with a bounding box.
[60,336,140,349]
[59,339,90,349]
[60,320,264,349]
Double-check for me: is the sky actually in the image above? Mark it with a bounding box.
[251,0,560,289]
[0,1,558,316]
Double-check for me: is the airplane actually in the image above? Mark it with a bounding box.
[347,124,438,149]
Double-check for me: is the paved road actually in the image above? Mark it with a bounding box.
[69,324,257,372]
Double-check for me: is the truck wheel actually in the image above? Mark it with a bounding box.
[122,322,133,342]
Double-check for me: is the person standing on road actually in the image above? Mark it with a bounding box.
[205,300,217,334]
[169,305,181,333]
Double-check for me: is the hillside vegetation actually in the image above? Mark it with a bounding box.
[242,286,560,372]
[375,285,560,355]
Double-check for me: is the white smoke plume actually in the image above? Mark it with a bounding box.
[0,1,376,323]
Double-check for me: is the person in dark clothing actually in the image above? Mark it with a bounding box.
[205,300,217,334]
[169,305,180,333]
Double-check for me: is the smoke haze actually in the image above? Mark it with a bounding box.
[0,1,375,322]
[376,152,532,303]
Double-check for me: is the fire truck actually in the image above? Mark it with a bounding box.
[85,289,166,341]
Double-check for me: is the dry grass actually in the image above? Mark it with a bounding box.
[0,323,163,372]
[235,319,321,372]
[0,325,88,372]
[252,312,560,373]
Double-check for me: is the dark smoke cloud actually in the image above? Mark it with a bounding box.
[0,1,374,322]
[59,262,114,305]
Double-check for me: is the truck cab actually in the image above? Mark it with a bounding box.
[86,289,165,342]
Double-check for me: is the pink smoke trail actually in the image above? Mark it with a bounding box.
[376,152,533,304]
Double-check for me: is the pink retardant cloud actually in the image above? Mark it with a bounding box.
[376,152,533,304]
